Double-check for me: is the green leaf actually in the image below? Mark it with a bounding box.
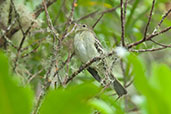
[150,64,171,113]
[89,99,114,114]
[39,82,99,114]
[0,51,33,114]
[127,54,171,114]
[127,54,151,96]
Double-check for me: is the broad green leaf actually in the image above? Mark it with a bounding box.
[127,54,151,96]
[39,82,99,114]
[127,54,171,114]
[89,99,113,114]
[150,64,171,113]
[0,52,33,114]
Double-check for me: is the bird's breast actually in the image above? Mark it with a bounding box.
[74,31,99,63]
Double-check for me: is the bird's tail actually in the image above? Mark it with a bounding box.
[87,67,127,96]
[112,79,127,96]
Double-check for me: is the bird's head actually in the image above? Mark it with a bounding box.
[75,24,90,33]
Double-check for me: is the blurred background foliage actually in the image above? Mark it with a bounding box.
[0,0,171,114]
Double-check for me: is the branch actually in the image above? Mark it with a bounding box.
[76,10,99,22]
[120,0,127,47]
[91,5,120,29]
[34,0,57,18]
[0,30,17,49]
[43,0,59,41]
[129,45,171,52]
[65,56,102,84]
[76,6,119,22]
[153,8,171,34]
[61,0,77,41]
[65,51,116,84]
[1,0,57,48]
[143,0,155,40]
[150,39,170,47]
[127,26,171,48]
[10,0,25,35]
[92,13,104,29]
[43,0,59,82]
[146,26,171,40]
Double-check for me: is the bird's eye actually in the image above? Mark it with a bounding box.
[82,24,87,27]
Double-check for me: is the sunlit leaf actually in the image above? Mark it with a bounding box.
[0,52,33,114]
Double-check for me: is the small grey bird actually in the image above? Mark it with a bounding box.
[74,24,127,96]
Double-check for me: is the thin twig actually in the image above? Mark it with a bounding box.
[150,39,170,47]
[21,37,46,52]
[125,79,133,88]
[8,0,13,25]
[92,13,104,29]
[11,0,25,35]
[76,6,119,22]
[0,30,17,49]
[100,6,119,14]
[76,10,99,22]
[27,69,43,84]
[153,8,171,34]
[129,46,171,52]
[13,21,34,71]
[53,52,75,87]
[61,0,77,41]
[127,26,171,48]
[34,0,57,18]
[65,56,102,84]
[146,26,171,40]
[143,0,155,40]
[124,0,128,19]
[43,0,58,82]
[120,0,126,47]
[65,51,116,84]
[64,23,77,38]
[21,46,39,58]
[43,0,59,41]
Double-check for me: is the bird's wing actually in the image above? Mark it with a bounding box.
[87,67,101,82]
[94,37,104,55]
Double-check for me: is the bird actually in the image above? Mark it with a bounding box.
[73,24,127,97]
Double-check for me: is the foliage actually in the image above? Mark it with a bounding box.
[0,0,171,114]
[0,51,171,114]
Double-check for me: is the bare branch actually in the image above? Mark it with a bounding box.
[150,39,170,47]
[143,0,155,40]
[10,0,25,35]
[120,0,126,47]
[127,26,171,48]
[153,8,171,33]
[76,10,99,22]
[65,51,116,84]
[65,56,102,84]
[8,0,13,25]
[27,69,43,84]
[158,8,171,27]
[43,0,59,41]
[92,13,104,29]
[0,30,17,49]
[61,0,77,41]
[146,26,171,40]
[129,45,171,52]
[21,46,39,58]
[76,6,119,22]
[34,0,57,18]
